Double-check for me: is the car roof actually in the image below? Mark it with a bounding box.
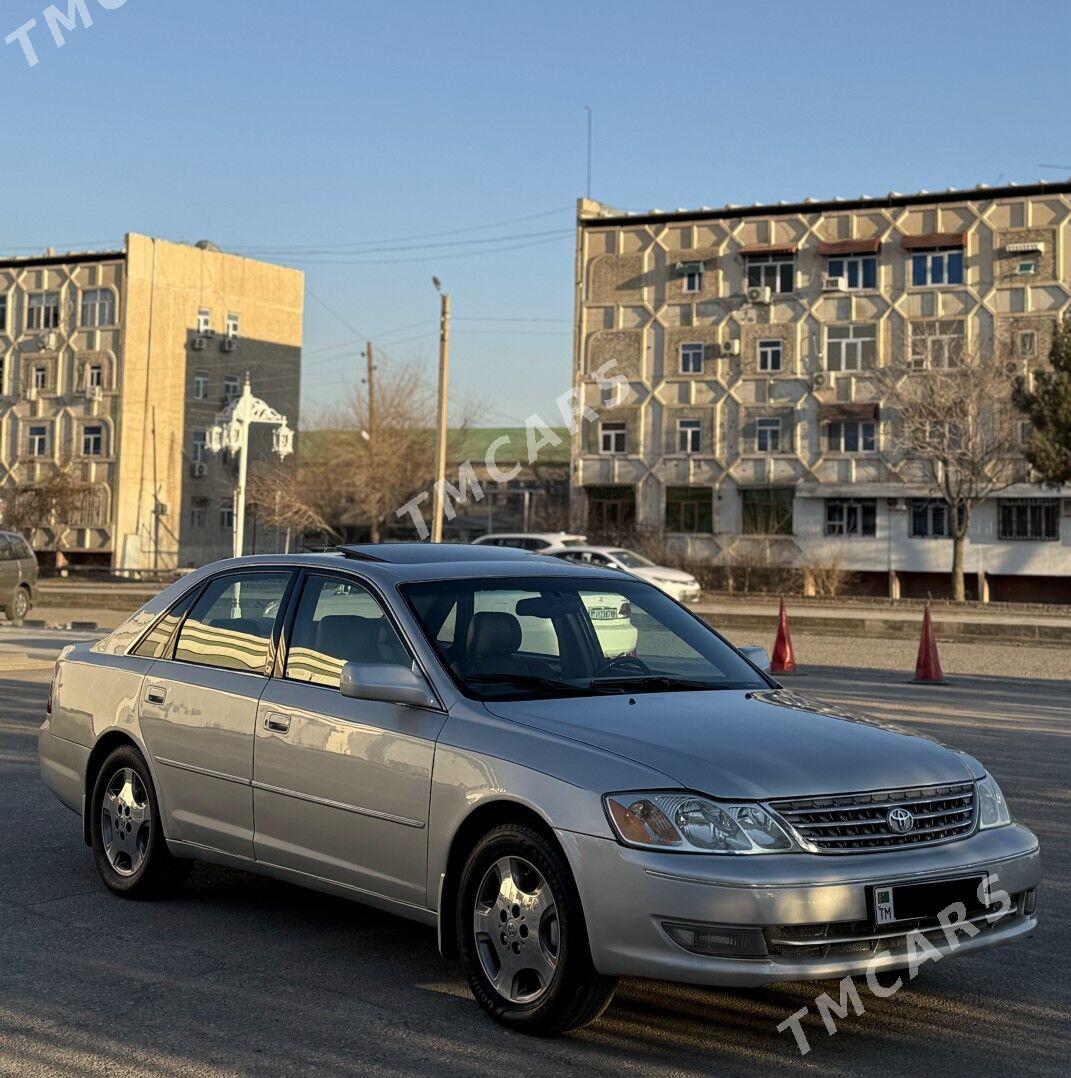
[473,532,582,541]
[552,545,627,555]
[176,545,630,587]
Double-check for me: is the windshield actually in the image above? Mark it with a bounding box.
[402,575,768,700]
[609,549,654,568]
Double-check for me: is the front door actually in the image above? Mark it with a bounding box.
[140,569,293,859]
[252,572,447,908]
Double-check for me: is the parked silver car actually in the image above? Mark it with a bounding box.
[39,545,1040,1034]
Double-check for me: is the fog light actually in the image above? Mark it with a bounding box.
[662,921,767,958]
[1023,888,1037,915]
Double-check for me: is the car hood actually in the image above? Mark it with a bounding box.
[631,566,695,584]
[482,688,981,800]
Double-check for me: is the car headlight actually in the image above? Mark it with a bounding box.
[604,791,796,853]
[977,774,1012,830]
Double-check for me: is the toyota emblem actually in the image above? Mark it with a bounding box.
[887,807,915,833]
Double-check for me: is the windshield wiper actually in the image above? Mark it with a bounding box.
[465,673,615,697]
[587,675,729,693]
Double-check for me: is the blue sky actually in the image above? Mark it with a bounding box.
[3,0,1069,426]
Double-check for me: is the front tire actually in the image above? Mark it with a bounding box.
[456,823,617,1035]
[4,585,30,625]
[89,744,188,898]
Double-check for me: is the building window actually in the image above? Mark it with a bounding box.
[190,498,208,528]
[28,426,48,457]
[226,312,240,339]
[677,418,701,454]
[194,371,209,399]
[665,486,712,532]
[909,319,965,370]
[0,356,5,391]
[910,499,950,538]
[912,248,963,287]
[825,498,876,537]
[88,363,103,388]
[219,499,235,529]
[80,288,115,327]
[741,488,794,535]
[826,323,877,371]
[998,498,1059,541]
[825,419,877,453]
[197,308,212,335]
[1016,259,1037,276]
[679,342,704,374]
[747,253,794,293]
[33,366,47,391]
[0,295,7,331]
[1018,331,1037,359]
[192,430,207,465]
[223,373,240,401]
[82,425,104,456]
[756,417,781,452]
[27,291,61,330]
[758,339,783,373]
[682,265,703,293]
[827,255,877,290]
[599,421,626,454]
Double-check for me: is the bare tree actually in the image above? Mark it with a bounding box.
[250,358,483,547]
[1,466,98,539]
[878,337,1023,601]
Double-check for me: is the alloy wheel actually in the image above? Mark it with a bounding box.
[473,855,560,1004]
[100,767,151,877]
[12,589,28,620]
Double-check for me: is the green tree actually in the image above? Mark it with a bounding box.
[1014,317,1071,485]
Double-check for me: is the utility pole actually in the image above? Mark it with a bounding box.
[431,278,451,543]
[364,342,380,542]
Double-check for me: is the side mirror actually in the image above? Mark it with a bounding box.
[739,645,771,673]
[339,662,437,708]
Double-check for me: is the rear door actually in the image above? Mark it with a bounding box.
[252,571,447,907]
[0,535,19,606]
[140,569,295,859]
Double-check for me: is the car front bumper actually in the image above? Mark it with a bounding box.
[558,824,1040,986]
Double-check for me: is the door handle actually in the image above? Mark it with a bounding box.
[264,713,291,733]
[145,686,168,706]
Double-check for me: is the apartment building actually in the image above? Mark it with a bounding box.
[571,181,1071,602]
[0,234,303,571]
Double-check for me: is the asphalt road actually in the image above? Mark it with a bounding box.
[2,643,1067,1076]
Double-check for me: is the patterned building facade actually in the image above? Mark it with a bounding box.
[0,235,303,570]
[571,182,1071,601]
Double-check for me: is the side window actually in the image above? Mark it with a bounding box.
[0,535,15,561]
[132,587,202,660]
[285,575,411,688]
[174,573,290,673]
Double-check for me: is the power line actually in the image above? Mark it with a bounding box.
[275,232,572,267]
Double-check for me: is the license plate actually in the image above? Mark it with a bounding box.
[590,607,617,621]
[871,875,986,926]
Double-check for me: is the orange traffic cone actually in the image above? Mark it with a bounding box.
[771,598,797,674]
[913,604,946,683]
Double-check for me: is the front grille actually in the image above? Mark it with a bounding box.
[769,782,976,852]
[766,897,1024,960]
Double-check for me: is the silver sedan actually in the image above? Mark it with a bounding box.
[38,544,1040,1034]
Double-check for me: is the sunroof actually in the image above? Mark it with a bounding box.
[338,543,533,564]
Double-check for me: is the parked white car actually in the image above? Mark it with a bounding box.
[471,532,586,553]
[550,546,701,603]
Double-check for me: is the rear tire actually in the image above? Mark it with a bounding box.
[3,585,30,625]
[456,823,617,1035]
[89,744,189,898]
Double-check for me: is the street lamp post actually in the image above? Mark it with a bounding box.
[207,375,294,558]
[431,276,451,543]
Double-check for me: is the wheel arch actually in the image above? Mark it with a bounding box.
[437,798,567,959]
[82,730,155,846]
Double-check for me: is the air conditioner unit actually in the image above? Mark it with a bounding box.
[192,336,208,351]
[746,285,772,304]
[191,462,207,478]
[822,275,846,291]
[222,336,238,352]
[35,332,58,352]
[722,339,741,357]
[85,384,102,401]
[811,372,827,389]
